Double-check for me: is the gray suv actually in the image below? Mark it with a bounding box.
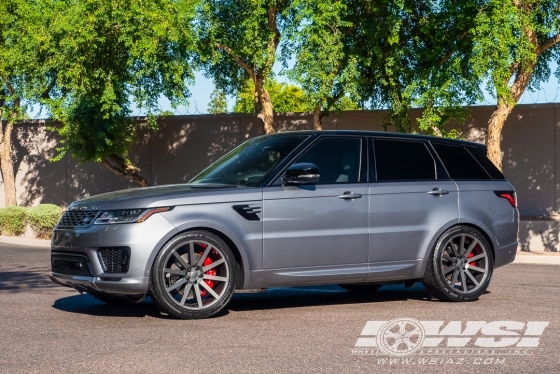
[50,131,518,319]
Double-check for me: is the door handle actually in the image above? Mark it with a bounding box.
[338,191,363,200]
[428,188,449,196]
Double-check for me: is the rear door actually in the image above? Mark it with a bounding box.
[367,137,459,280]
[262,136,370,286]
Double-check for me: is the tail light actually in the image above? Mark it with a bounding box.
[494,191,516,207]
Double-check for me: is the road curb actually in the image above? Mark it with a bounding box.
[0,235,50,248]
[513,254,560,265]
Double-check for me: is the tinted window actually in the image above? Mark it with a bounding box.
[373,139,435,181]
[466,146,506,180]
[191,134,308,186]
[432,143,491,180]
[294,137,361,184]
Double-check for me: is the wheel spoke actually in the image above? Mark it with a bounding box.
[164,268,186,276]
[442,265,455,275]
[469,265,487,274]
[196,244,213,267]
[202,258,225,272]
[460,270,467,293]
[449,241,459,257]
[194,283,203,309]
[450,269,459,289]
[199,281,220,300]
[463,240,478,258]
[172,251,190,269]
[442,254,456,263]
[202,274,228,282]
[465,269,479,286]
[467,253,486,263]
[459,234,465,255]
[179,283,193,305]
[189,242,196,265]
[166,278,187,293]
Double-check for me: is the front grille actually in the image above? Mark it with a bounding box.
[57,211,100,228]
[97,247,131,273]
[51,253,93,277]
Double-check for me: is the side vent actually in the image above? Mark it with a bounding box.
[232,205,262,221]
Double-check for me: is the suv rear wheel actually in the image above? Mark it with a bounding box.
[149,230,237,319]
[423,225,494,302]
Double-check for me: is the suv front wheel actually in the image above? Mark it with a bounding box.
[149,231,237,319]
[423,225,494,302]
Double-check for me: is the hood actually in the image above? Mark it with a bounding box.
[69,184,262,211]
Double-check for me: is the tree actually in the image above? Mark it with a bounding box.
[233,79,310,113]
[208,88,228,114]
[50,0,196,186]
[469,0,560,170]
[285,0,362,130]
[197,0,295,134]
[0,0,61,206]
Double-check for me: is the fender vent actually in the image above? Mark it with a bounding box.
[232,205,261,221]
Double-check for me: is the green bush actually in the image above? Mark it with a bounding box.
[0,206,28,236]
[26,204,63,239]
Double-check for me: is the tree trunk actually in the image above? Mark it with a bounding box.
[312,105,323,130]
[485,103,514,171]
[102,154,149,187]
[254,76,276,134]
[0,120,17,206]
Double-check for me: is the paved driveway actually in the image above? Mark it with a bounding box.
[1,243,559,373]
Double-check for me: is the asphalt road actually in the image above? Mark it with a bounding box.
[1,243,559,374]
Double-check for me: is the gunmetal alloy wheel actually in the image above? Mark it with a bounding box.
[149,231,237,319]
[423,225,494,302]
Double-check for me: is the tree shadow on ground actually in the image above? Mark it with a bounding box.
[0,269,58,293]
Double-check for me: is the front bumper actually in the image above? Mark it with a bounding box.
[49,213,178,295]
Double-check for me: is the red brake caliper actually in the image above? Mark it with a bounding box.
[198,244,216,297]
[467,249,478,268]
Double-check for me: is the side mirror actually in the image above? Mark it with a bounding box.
[283,163,320,184]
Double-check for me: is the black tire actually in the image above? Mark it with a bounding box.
[92,293,141,306]
[423,225,494,302]
[149,230,237,319]
[339,283,382,293]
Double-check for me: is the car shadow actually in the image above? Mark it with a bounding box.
[51,283,447,318]
[226,283,434,312]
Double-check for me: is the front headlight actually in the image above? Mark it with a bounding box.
[94,207,171,224]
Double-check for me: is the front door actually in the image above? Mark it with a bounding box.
[262,137,369,286]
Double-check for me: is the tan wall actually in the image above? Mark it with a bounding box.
[1,103,559,217]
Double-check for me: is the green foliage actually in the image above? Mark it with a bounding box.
[233,79,312,113]
[197,0,293,96]
[26,204,62,239]
[208,88,229,114]
[0,206,27,236]
[50,0,197,165]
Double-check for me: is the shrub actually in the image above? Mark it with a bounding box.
[0,206,28,236]
[26,204,63,239]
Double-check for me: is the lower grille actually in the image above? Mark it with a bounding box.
[51,253,93,277]
[97,247,131,273]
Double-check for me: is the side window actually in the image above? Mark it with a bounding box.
[293,137,362,184]
[431,143,491,180]
[373,139,436,181]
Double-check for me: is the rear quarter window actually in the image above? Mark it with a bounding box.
[431,143,501,180]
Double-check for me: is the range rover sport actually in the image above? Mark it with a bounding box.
[50,131,518,319]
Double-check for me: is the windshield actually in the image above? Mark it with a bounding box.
[189,134,309,186]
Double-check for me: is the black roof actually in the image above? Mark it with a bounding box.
[269,130,486,151]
